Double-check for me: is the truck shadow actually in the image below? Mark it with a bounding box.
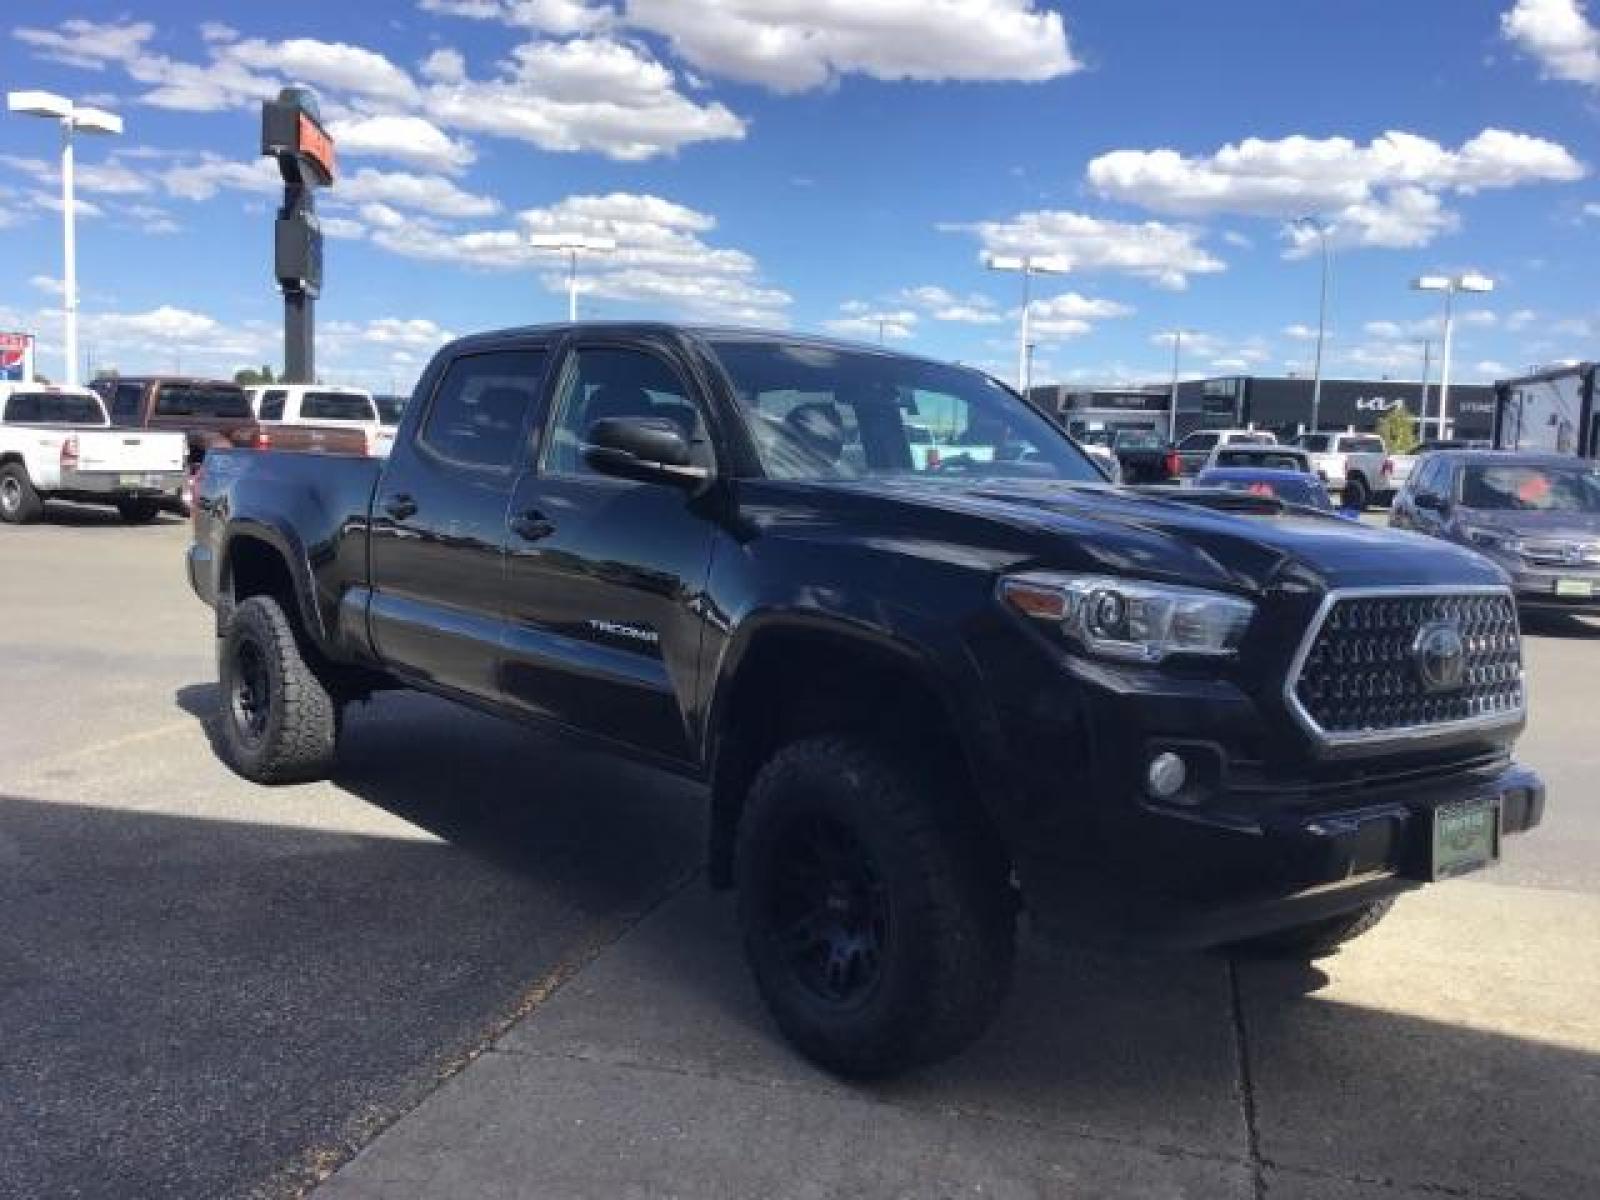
[1521,611,1600,640]
[155,683,1599,1200]
[9,501,180,527]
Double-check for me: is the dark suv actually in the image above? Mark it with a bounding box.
[1392,450,1600,613]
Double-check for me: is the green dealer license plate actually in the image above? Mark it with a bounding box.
[1431,797,1501,881]
[1555,579,1594,598]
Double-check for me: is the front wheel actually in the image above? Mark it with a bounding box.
[217,595,340,784]
[0,464,43,524]
[735,736,1015,1078]
[1231,897,1395,960]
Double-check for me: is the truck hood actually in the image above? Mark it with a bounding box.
[831,478,1503,595]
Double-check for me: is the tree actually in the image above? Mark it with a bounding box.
[234,365,276,386]
[1376,402,1418,455]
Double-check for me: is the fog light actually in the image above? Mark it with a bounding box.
[1146,751,1188,799]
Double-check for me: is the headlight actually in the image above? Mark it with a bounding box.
[1000,572,1255,663]
[1465,527,1522,555]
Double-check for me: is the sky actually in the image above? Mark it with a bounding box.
[1,0,1598,394]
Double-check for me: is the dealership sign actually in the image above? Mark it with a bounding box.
[0,332,35,382]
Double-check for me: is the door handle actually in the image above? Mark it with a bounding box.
[510,509,556,541]
[383,493,418,521]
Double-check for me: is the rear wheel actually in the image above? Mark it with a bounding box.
[0,464,43,524]
[116,498,161,523]
[1232,897,1395,960]
[735,736,1015,1078]
[1343,474,1371,510]
[217,595,340,784]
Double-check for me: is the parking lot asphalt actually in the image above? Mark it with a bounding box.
[2,507,1598,1200]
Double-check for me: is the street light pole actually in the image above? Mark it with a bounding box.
[529,233,617,322]
[7,91,123,385]
[1413,273,1493,440]
[1418,339,1433,439]
[1167,330,1186,441]
[1294,216,1331,433]
[985,253,1069,394]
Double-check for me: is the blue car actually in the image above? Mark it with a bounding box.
[1194,466,1356,517]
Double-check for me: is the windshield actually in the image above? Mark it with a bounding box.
[1460,464,1600,513]
[710,340,1103,484]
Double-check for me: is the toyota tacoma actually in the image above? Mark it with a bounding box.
[187,324,1545,1077]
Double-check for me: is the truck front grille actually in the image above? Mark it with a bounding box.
[1289,589,1524,745]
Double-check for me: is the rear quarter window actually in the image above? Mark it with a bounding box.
[301,392,377,422]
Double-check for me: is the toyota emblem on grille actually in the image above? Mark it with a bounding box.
[1413,621,1466,693]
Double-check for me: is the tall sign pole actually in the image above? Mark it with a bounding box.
[261,87,335,383]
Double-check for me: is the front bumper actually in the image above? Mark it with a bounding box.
[1502,563,1600,612]
[988,619,1542,949]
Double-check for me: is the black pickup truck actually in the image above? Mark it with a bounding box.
[189,324,1544,1077]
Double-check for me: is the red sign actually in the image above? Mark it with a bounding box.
[298,112,336,184]
[0,331,33,381]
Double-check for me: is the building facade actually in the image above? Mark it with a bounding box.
[1029,376,1497,442]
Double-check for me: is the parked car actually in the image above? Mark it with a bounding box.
[247,384,390,457]
[1173,428,1276,478]
[1071,428,1124,482]
[92,376,265,470]
[1294,432,1412,509]
[0,382,186,523]
[1112,428,1180,483]
[1202,443,1315,475]
[1392,450,1600,613]
[1194,466,1353,516]
[189,323,1543,1078]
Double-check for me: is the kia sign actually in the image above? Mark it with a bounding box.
[0,332,35,382]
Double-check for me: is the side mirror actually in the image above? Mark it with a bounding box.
[582,416,708,487]
[1414,492,1448,513]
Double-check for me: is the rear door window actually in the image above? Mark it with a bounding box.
[418,350,548,470]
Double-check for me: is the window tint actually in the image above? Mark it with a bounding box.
[301,391,376,422]
[3,391,103,424]
[1297,433,1331,452]
[110,383,143,423]
[155,384,250,418]
[1182,432,1218,451]
[711,341,1100,484]
[419,350,546,469]
[1215,449,1308,471]
[545,347,711,476]
[258,389,288,421]
[374,395,407,425]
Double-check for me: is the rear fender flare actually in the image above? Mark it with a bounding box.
[218,519,327,645]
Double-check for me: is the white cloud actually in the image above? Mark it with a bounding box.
[1282,323,1321,341]
[1507,308,1539,330]
[823,308,918,340]
[156,154,281,202]
[1222,230,1254,248]
[895,285,1005,324]
[421,0,615,35]
[222,36,420,103]
[366,191,789,323]
[320,216,368,240]
[420,47,469,82]
[1363,309,1498,340]
[622,0,1078,93]
[1089,128,1585,252]
[1503,0,1600,86]
[334,168,501,219]
[423,37,746,160]
[0,154,152,197]
[13,18,154,69]
[30,276,63,297]
[328,115,477,173]
[949,209,1226,290]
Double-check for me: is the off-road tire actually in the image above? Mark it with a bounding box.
[116,498,161,523]
[1233,897,1395,960]
[218,595,339,784]
[0,463,43,524]
[1343,474,1371,511]
[735,736,1015,1078]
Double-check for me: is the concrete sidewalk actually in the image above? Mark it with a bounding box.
[314,878,1600,1200]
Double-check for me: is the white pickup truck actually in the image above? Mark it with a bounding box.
[0,383,188,523]
[1293,431,1414,509]
[247,384,393,457]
